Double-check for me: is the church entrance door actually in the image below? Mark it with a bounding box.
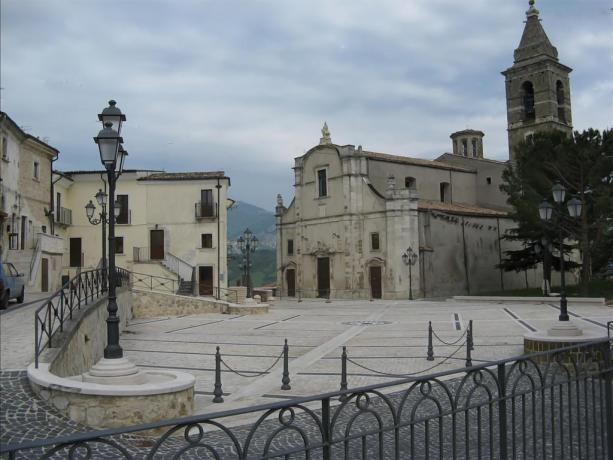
[286,269,296,297]
[370,266,382,299]
[317,257,330,298]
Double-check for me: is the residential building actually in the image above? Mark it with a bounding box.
[0,112,64,294]
[56,170,232,297]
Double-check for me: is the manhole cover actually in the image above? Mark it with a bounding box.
[341,320,393,326]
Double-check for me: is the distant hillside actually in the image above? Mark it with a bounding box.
[227,201,277,287]
[228,201,276,248]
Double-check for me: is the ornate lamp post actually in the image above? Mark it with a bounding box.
[237,228,258,298]
[538,182,582,322]
[85,188,108,290]
[402,247,418,300]
[94,100,126,360]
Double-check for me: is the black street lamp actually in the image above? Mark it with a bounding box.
[94,100,126,360]
[85,188,108,290]
[402,247,418,300]
[237,228,258,298]
[538,182,582,322]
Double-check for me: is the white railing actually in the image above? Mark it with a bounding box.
[54,206,72,226]
[162,252,194,283]
[133,246,150,263]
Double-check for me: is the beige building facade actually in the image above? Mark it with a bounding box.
[275,2,571,299]
[56,170,232,298]
[275,131,545,299]
[0,112,64,294]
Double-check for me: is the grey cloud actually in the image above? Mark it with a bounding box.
[1,0,610,209]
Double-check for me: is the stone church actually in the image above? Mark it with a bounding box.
[275,1,573,299]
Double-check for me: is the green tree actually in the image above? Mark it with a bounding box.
[500,129,613,292]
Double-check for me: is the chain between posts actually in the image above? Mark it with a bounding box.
[343,340,468,381]
[212,340,290,402]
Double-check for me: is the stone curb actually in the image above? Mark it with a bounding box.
[27,363,195,396]
[451,296,605,306]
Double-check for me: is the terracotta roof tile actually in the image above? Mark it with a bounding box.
[364,150,475,173]
[418,199,508,217]
[138,171,227,181]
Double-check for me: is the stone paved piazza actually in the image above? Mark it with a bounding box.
[1,296,611,450]
[113,298,611,413]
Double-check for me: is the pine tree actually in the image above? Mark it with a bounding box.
[499,129,613,293]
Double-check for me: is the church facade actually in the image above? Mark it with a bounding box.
[275,1,571,299]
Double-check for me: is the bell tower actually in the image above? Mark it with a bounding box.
[502,0,572,160]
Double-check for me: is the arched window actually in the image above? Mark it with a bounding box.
[471,138,477,157]
[462,139,468,156]
[521,81,535,121]
[556,80,566,122]
[405,177,416,190]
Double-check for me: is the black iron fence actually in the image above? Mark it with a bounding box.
[129,270,178,295]
[7,337,611,459]
[34,268,130,368]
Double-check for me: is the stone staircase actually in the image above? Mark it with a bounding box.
[177,280,194,296]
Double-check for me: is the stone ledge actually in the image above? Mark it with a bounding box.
[28,363,195,429]
[226,303,269,315]
[28,363,195,396]
[451,295,606,306]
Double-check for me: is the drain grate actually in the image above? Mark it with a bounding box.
[341,320,393,326]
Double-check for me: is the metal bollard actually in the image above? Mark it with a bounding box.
[427,321,434,361]
[465,336,472,368]
[213,346,224,403]
[339,346,348,402]
[281,339,291,390]
[469,319,474,351]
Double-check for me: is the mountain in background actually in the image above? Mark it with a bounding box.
[227,201,277,287]
[228,201,276,248]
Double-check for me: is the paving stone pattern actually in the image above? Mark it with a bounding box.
[2,298,611,458]
[2,363,608,459]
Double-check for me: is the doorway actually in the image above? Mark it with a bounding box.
[369,266,382,299]
[69,238,82,267]
[199,266,214,296]
[41,258,49,292]
[317,257,330,298]
[286,268,296,297]
[150,230,164,260]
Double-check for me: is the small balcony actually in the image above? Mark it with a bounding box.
[55,207,72,226]
[195,202,217,220]
[116,209,131,225]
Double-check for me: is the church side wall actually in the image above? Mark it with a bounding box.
[421,212,548,297]
[367,160,478,205]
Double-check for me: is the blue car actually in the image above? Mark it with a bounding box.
[0,262,25,309]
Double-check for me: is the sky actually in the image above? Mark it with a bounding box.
[1,0,612,210]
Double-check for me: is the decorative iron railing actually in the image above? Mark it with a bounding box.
[33,268,130,368]
[195,200,217,219]
[6,337,611,459]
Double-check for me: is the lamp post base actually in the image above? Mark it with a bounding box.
[83,357,147,385]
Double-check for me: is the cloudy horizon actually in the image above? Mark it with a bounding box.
[2,0,612,210]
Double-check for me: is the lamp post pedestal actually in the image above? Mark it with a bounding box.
[547,321,583,337]
[83,357,147,385]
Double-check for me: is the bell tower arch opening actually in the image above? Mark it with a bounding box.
[502,0,573,160]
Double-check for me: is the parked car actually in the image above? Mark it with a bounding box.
[0,262,25,309]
